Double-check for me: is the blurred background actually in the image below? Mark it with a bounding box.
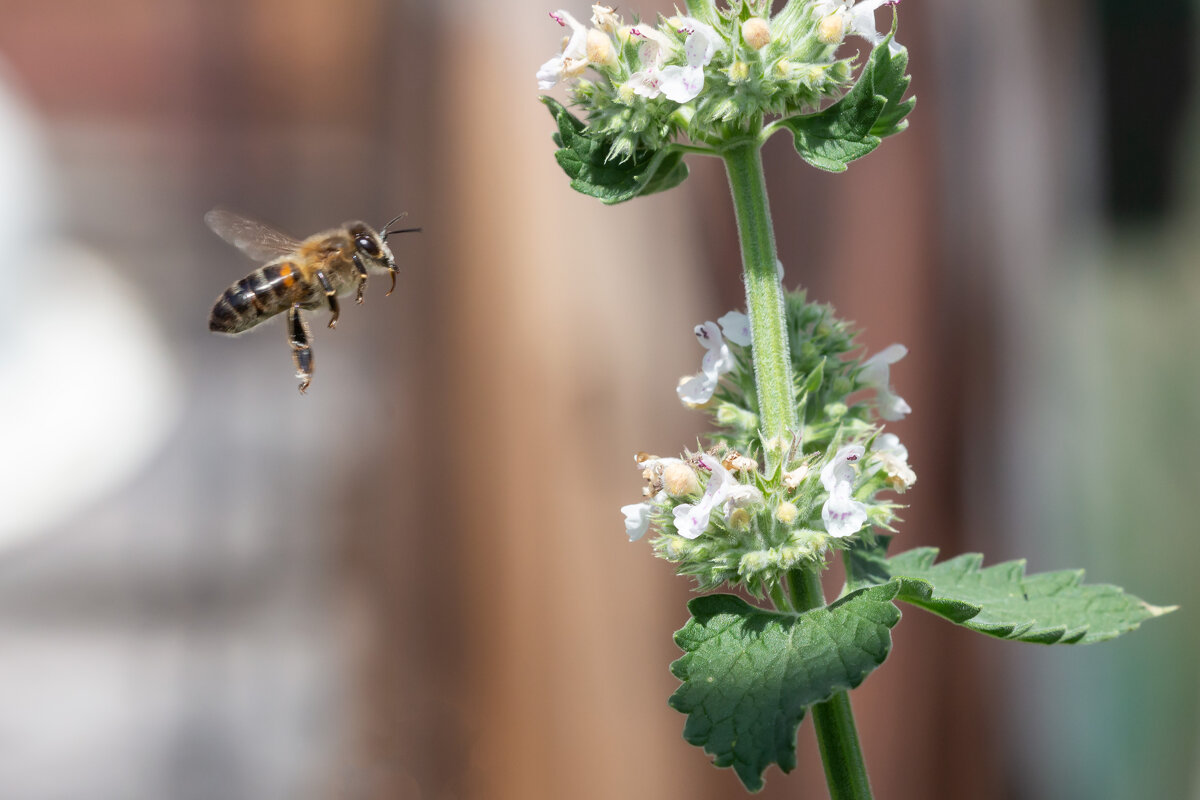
[0,0,1195,798]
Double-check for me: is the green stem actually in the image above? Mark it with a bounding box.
[768,581,792,612]
[789,568,874,800]
[721,141,795,476]
[724,136,872,800]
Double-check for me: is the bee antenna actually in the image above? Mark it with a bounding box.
[383,227,422,240]
[379,212,407,239]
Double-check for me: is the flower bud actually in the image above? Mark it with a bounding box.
[661,537,697,560]
[791,529,830,556]
[662,462,701,497]
[775,501,799,524]
[741,17,771,50]
[817,13,846,45]
[776,544,808,569]
[728,61,751,82]
[728,507,752,530]
[586,28,618,68]
[738,549,773,576]
[715,402,758,430]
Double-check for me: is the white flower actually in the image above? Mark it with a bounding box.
[820,445,868,538]
[677,371,719,406]
[659,17,722,102]
[677,320,735,405]
[625,17,722,103]
[672,453,730,539]
[538,10,590,90]
[717,311,751,347]
[871,432,916,492]
[860,344,911,421]
[721,482,764,516]
[622,492,664,541]
[671,453,763,539]
[813,0,903,54]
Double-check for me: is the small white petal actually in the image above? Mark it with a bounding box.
[629,24,677,55]
[814,0,851,14]
[659,64,705,103]
[821,445,866,492]
[872,433,916,490]
[694,321,734,378]
[694,320,722,350]
[874,432,907,460]
[537,56,565,89]
[822,485,868,538]
[626,71,664,98]
[721,483,764,519]
[863,343,907,370]
[701,342,734,376]
[677,371,718,405]
[622,501,654,541]
[876,387,911,421]
[672,500,711,539]
[550,10,590,56]
[718,311,752,347]
[861,344,910,420]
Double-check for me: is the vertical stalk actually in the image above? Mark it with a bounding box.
[724,137,873,799]
[721,140,794,476]
[790,568,875,800]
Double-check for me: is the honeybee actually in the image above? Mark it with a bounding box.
[206,208,419,393]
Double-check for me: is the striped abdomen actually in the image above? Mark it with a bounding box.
[209,261,311,334]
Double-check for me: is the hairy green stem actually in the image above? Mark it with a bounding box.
[768,581,792,612]
[789,568,875,800]
[721,141,795,476]
[724,136,872,799]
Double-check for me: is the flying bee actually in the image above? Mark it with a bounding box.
[206,208,420,393]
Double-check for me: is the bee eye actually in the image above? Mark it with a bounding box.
[356,235,380,256]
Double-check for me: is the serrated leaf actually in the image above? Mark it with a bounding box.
[541,96,689,204]
[845,538,1175,644]
[669,586,901,791]
[778,30,915,172]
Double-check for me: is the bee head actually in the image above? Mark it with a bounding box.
[349,215,420,297]
[348,221,393,269]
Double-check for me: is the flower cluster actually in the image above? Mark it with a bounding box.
[537,1,902,160]
[621,291,915,595]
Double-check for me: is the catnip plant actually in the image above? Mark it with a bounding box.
[537,1,1174,796]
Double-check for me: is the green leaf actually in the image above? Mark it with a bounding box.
[778,30,915,172]
[669,586,901,791]
[845,538,1175,644]
[541,96,689,204]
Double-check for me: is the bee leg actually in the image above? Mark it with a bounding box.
[288,304,314,394]
[316,269,339,329]
[352,253,368,305]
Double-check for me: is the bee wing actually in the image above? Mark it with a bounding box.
[205,208,302,262]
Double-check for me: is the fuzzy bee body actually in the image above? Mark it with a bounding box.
[205,209,418,393]
[208,234,353,334]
